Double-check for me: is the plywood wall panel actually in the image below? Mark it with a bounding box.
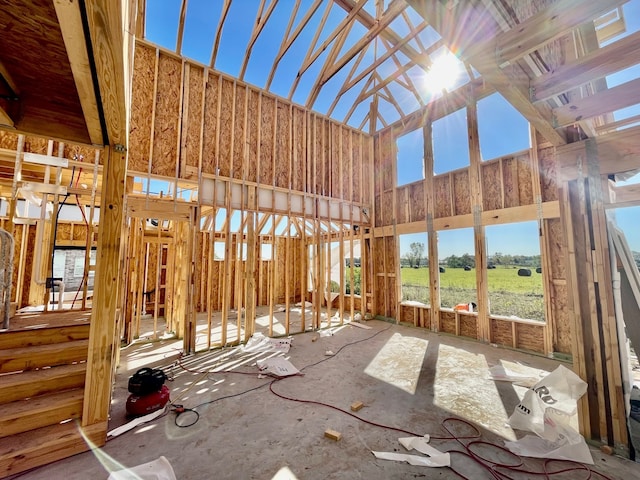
[353,133,363,203]
[434,175,452,218]
[539,146,558,202]
[547,218,566,279]
[482,161,502,210]
[373,136,382,197]
[232,85,247,180]
[381,130,394,192]
[20,225,37,307]
[552,283,571,354]
[409,182,425,222]
[292,107,305,192]
[516,152,533,205]
[152,54,182,177]
[516,323,544,353]
[24,136,48,155]
[246,90,260,183]
[260,96,275,185]
[63,144,99,164]
[201,72,220,175]
[0,131,18,150]
[382,191,393,226]
[440,311,456,334]
[396,186,408,225]
[329,123,339,197]
[491,318,514,347]
[453,170,471,215]
[218,78,234,178]
[275,102,290,189]
[342,129,351,201]
[460,315,477,339]
[182,64,204,174]
[502,157,519,208]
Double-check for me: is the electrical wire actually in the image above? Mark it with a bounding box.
[117,325,616,480]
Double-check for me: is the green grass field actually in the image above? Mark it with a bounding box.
[400,266,544,321]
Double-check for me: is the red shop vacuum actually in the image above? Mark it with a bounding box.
[126,367,170,416]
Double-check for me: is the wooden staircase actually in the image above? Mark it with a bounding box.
[0,323,105,478]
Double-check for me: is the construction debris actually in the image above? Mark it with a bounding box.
[324,429,342,441]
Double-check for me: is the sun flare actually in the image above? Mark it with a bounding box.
[424,52,461,93]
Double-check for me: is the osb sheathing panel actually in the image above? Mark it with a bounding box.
[275,103,290,189]
[247,91,260,184]
[482,161,502,210]
[516,323,545,353]
[539,147,558,202]
[396,186,408,225]
[10,224,24,303]
[73,225,88,242]
[409,182,425,223]
[23,136,48,155]
[146,245,159,294]
[56,223,72,242]
[382,191,393,226]
[260,96,275,185]
[152,54,182,177]
[381,130,394,192]
[21,225,37,307]
[291,107,306,192]
[233,86,247,180]
[63,144,100,164]
[460,315,477,339]
[183,64,205,173]
[342,129,351,201]
[440,311,456,335]
[375,275,385,315]
[385,236,397,273]
[400,305,416,324]
[552,283,571,354]
[516,152,534,205]
[491,318,514,347]
[503,154,533,208]
[373,237,385,275]
[218,78,235,178]
[374,195,382,226]
[434,175,452,218]
[330,124,339,197]
[547,218,566,279]
[353,134,363,203]
[453,170,471,215]
[201,72,220,175]
[210,261,221,310]
[129,43,156,173]
[0,131,18,150]
[318,119,329,196]
[373,137,382,197]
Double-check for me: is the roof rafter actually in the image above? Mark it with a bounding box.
[406,0,567,146]
[531,29,640,103]
[288,0,334,100]
[312,0,408,102]
[175,0,188,55]
[239,0,279,80]
[210,0,232,68]
[265,0,308,89]
[298,0,369,76]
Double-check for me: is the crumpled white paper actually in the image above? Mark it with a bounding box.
[372,435,450,467]
[107,456,177,480]
[506,364,593,464]
[256,357,300,377]
[242,332,292,353]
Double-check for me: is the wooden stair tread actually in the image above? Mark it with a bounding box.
[0,420,107,477]
[0,323,90,350]
[0,363,87,405]
[0,338,89,374]
[0,388,84,438]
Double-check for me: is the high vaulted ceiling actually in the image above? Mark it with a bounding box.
[0,0,639,147]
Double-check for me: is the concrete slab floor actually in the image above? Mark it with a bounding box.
[11,320,640,479]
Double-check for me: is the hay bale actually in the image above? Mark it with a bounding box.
[518,268,532,277]
[535,267,542,274]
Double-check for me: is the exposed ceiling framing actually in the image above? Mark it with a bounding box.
[0,0,638,150]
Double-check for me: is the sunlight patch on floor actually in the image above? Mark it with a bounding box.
[434,343,516,440]
[364,332,428,394]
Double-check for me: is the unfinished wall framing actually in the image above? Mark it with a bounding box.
[372,94,566,357]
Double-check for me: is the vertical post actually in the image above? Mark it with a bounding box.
[83,144,127,427]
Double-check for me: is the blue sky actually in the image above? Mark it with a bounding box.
[143,1,640,255]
